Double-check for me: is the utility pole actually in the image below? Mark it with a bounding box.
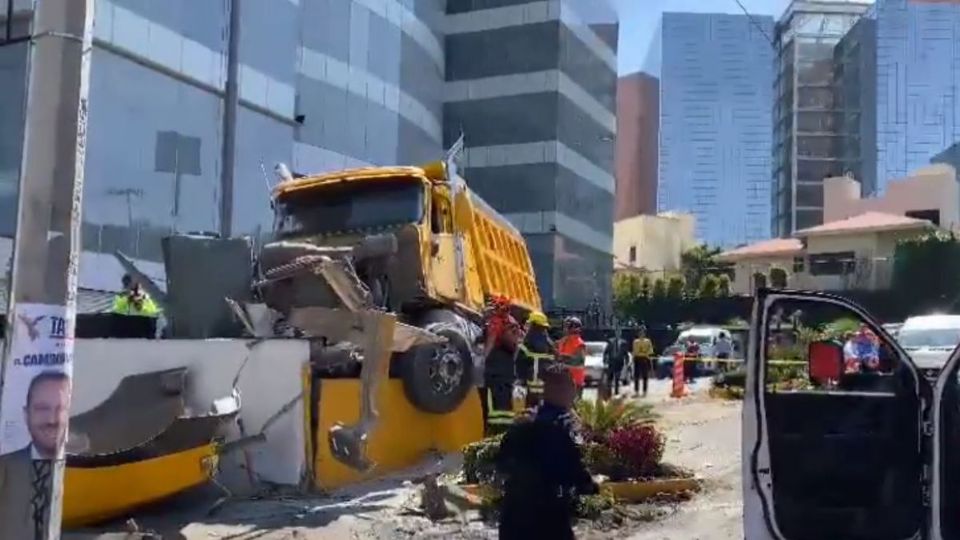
[0,0,94,539]
[219,0,240,239]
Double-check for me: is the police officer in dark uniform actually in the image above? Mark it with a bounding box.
[496,364,597,540]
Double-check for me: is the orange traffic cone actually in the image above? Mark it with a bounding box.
[671,351,686,398]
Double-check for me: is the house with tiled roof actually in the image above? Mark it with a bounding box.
[719,211,937,294]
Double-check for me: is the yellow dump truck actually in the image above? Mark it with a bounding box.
[262,159,541,414]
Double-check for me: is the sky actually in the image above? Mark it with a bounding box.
[614,0,873,75]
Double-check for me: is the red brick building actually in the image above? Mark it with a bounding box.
[615,72,659,220]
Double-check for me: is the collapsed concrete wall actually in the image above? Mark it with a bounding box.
[71,338,308,491]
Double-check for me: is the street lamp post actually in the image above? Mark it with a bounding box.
[0,1,94,539]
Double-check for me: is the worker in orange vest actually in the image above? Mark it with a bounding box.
[557,317,587,396]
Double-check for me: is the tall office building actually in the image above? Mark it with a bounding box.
[444,0,618,310]
[615,72,659,221]
[0,0,446,290]
[1,0,618,311]
[876,0,960,190]
[833,11,877,196]
[772,0,870,237]
[658,12,774,248]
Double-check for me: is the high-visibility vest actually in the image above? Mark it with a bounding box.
[557,335,585,367]
[112,293,160,317]
[518,344,553,390]
[486,389,515,426]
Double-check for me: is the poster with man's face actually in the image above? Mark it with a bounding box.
[0,303,73,458]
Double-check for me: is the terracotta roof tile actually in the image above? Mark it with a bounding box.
[718,238,803,260]
[794,211,931,237]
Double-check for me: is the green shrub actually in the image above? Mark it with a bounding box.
[462,434,503,484]
[666,276,685,300]
[582,441,628,481]
[699,274,720,299]
[717,274,732,296]
[575,397,658,442]
[769,267,788,288]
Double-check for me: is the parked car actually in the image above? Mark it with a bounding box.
[656,344,683,379]
[583,341,633,387]
[584,341,607,387]
[883,322,903,339]
[896,314,960,370]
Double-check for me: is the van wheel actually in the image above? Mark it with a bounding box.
[401,328,473,414]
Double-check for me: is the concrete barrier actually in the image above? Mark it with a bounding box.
[71,338,309,491]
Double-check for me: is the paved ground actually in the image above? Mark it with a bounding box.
[626,385,742,540]
[84,377,743,539]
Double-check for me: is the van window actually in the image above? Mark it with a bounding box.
[898,327,960,349]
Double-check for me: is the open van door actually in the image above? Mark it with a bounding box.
[930,328,960,539]
[744,289,929,540]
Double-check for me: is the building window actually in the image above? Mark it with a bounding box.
[629,246,637,263]
[905,209,940,227]
[809,251,856,276]
[792,256,805,273]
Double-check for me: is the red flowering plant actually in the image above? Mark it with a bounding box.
[605,424,666,479]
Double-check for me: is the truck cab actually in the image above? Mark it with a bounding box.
[264,161,541,414]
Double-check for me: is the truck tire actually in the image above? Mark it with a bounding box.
[401,326,474,414]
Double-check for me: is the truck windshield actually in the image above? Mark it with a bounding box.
[275,179,425,237]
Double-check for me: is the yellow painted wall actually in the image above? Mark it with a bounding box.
[312,379,483,490]
[613,213,696,272]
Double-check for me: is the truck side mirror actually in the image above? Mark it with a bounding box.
[808,340,843,384]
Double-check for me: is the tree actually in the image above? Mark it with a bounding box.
[613,273,641,318]
[769,267,788,289]
[680,245,731,293]
[651,277,667,299]
[893,230,960,312]
[752,272,767,291]
[717,274,732,296]
[666,275,685,300]
[699,274,720,298]
[639,275,653,300]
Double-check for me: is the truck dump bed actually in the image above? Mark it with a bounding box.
[463,188,541,312]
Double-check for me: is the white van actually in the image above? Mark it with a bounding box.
[674,326,736,372]
[897,314,960,370]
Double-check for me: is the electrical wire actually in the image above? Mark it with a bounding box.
[732,0,777,48]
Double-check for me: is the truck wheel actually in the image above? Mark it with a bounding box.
[401,327,474,414]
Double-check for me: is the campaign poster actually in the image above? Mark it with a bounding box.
[0,303,73,458]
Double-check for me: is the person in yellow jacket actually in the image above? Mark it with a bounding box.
[112,274,160,317]
[631,327,655,396]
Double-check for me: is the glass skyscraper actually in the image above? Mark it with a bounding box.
[0,0,617,310]
[658,12,775,248]
[876,0,960,191]
[771,0,869,237]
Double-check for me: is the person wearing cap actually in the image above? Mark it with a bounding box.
[111,274,160,318]
[557,317,587,396]
[516,311,556,407]
[496,364,597,540]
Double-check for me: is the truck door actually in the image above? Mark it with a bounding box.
[744,289,927,540]
[931,337,960,539]
[428,188,460,301]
